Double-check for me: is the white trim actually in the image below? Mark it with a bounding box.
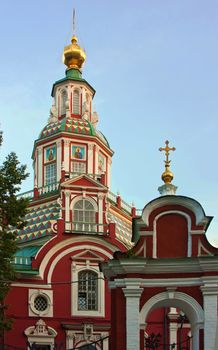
[25,319,57,347]
[71,262,105,317]
[46,242,114,283]
[28,289,53,317]
[70,195,98,212]
[198,240,213,257]
[39,236,115,279]
[140,290,204,326]
[142,195,209,227]
[109,277,203,289]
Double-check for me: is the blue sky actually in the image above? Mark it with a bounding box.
[1,0,218,245]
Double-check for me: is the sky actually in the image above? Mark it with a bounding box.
[0,0,218,246]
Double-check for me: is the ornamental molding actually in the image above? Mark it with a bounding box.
[141,195,210,227]
[101,257,218,278]
[64,139,71,146]
[122,287,143,298]
[139,291,204,327]
[109,277,203,289]
[88,143,94,150]
[98,193,105,200]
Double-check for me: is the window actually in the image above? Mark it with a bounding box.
[34,295,48,312]
[72,161,86,174]
[73,90,80,114]
[24,319,57,348]
[28,289,53,317]
[71,261,105,317]
[45,163,56,185]
[78,270,98,311]
[73,199,96,232]
[61,90,67,115]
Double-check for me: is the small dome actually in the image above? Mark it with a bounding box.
[37,117,110,148]
[63,36,86,71]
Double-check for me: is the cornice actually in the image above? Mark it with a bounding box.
[101,256,218,278]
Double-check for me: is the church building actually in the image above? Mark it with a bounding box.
[5,31,134,349]
[4,24,218,350]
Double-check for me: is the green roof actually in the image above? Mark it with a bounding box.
[15,246,40,258]
[36,117,110,149]
[51,68,95,97]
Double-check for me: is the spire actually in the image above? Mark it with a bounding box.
[73,8,76,36]
[158,140,177,196]
[63,10,86,71]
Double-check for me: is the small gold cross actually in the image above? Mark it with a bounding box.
[159,140,176,165]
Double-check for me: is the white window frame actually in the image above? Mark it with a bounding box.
[78,270,98,311]
[28,289,53,317]
[45,162,56,185]
[60,89,68,115]
[25,319,57,349]
[72,161,86,174]
[73,89,80,114]
[71,262,105,317]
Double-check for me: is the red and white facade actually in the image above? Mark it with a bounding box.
[4,38,134,349]
[101,194,218,350]
[4,31,218,350]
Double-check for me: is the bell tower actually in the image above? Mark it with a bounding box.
[32,29,113,191]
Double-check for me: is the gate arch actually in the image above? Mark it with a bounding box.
[140,290,204,350]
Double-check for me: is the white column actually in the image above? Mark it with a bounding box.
[66,330,74,349]
[201,284,218,350]
[88,143,94,174]
[122,285,143,350]
[64,139,70,173]
[95,145,99,175]
[37,147,43,187]
[168,307,178,349]
[107,157,112,188]
[191,323,200,350]
[57,140,62,181]
[98,194,104,225]
[65,191,71,230]
[169,323,178,348]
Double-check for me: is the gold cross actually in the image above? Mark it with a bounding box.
[159,140,176,165]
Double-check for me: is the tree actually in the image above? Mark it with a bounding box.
[0,135,29,340]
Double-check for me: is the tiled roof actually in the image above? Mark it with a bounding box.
[37,117,110,148]
[16,201,60,243]
[39,117,95,139]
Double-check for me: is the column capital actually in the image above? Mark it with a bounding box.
[200,285,218,295]
[122,287,143,298]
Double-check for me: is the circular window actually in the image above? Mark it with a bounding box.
[34,295,48,312]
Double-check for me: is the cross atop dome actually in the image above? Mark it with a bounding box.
[158,140,177,196]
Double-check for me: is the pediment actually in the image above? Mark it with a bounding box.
[72,249,104,261]
[61,174,107,190]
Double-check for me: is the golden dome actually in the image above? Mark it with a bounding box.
[161,168,174,184]
[63,35,86,71]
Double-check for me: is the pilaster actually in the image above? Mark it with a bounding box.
[201,283,218,350]
[122,284,143,350]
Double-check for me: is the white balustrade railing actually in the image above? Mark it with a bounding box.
[38,182,59,195]
[14,256,32,266]
[65,222,109,235]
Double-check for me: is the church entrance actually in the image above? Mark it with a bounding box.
[144,307,191,350]
[140,291,204,350]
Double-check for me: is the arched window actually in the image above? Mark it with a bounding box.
[73,199,96,232]
[60,90,67,115]
[73,89,80,114]
[78,270,98,311]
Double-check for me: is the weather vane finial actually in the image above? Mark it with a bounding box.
[159,140,176,184]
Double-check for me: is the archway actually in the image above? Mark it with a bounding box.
[140,291,204,350]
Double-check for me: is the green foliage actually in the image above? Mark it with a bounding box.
[0,145,29,335]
